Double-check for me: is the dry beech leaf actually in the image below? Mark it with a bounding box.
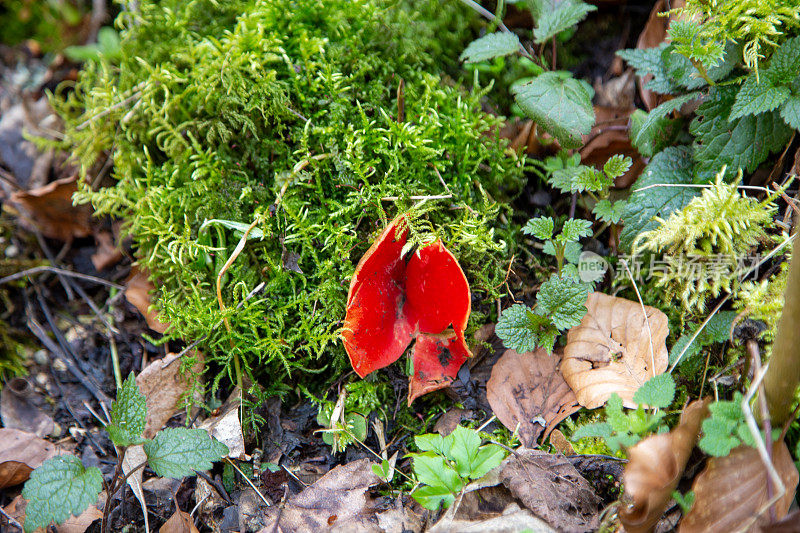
[0,428,60,489]
[487,348,580,446]
[9,176,93,241]
[620,398,710,533]
[562,292,669,409]
[160,509,199,533]
[4,494,103,533]
[136,352,204,438]
[91,230,124,271]
[429,503,554,533]
[257,459,380,532]
[680,441,799,533]
[125,267,169,333]
[123,445,149,533]
[199,396,245,460]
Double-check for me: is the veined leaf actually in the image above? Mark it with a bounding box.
[460,32,520,63]
[106,372,147,447]
[532,0,597,44]
[144,428,229,478]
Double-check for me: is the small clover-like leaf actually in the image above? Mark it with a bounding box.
[632,373,675,409]
[523,216,555,240]
[460,32,521,64]
[411,452,463,493]
[411,484,457,511]
[22,456,103,533]
[699,417,740,457]
[144,428,229,478]
[106,372,147,447]
[448,426,481,477]
[469,445,506,479]
[592,199,627,224]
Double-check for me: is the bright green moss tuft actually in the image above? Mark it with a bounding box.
[54,0,524,396]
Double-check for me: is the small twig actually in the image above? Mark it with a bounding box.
[381,194,452,202]
[620,259,656,381]
[0,167,23,191]
[0,265,124,289]
[669,298,728,372]
[196,469,233,505]
[0,506,23,531]
[747,340,775,522]
[225,458,271,507]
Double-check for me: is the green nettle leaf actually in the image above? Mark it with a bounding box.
[668,334,702,366]
[460,32,521,64]
[603,154,633,180]
[512,71,595,149]
[570,421,613,441]
[632,373,676,409]
[496,304,538,353]
[144,428,229,478]
[632,92,702,148]
[699,418,740,457]
[619,146,699,251]
[729,75,791,120]
[604,393,628,433]
[412,484,457,511]
[412,453,463,493]
[618,44,677,95]
[448,426,481,478]
[22,456,103,533]
[765,36,800,85]
[523,216,555,240]
[691,86,793,180]
[532,0,597,44]
[106,372,147,447]
[701,311,737,344]
[780,96,800,130]
[559,219,593,243]
[536,275,589,330]
[469,445,506,479]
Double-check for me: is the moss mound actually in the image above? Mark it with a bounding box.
[55,0,524,395]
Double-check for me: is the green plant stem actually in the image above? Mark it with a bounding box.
[457,0,533,59]
[762,233,800,425]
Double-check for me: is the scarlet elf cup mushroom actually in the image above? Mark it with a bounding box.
[342,215,472,404]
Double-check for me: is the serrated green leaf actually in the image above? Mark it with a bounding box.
[512,72,595,149]
[699,417,739,456]
[618,44,677,95]
[700,311,737,344]
[448,426,481,477]
[605,393,628,433]
[562,241,582,264]
[592,199,626,224]
[106,372,147,447]
[633,92,702,148]
[780,96,800,130]
[765,36,800,86]
[523,216,554,240]
[619,146,698,251]
[532,0,597,43]
[629,109,682,158]
[707,394,744,422]
[460,32,521,64]
[469,445,506,479]
[415,433,447,455]
[144,428,229,478]
[606,433,641,451]
[22,456,103,533]
[570,422,613,440]
[729,75,791,120]
[535,275,589,330]
[559,219,592,243]
[691,86,793,180]
[412,453,463,493]
[603,155,633,180]
[411,484,456,510]
[496,304,538,353]
[549,166,607,194]
[632,373,675,408]
[668,334,702,366]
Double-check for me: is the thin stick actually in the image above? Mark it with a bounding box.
[457,0,533,59]
[0,506,23,531]
[620,259,656,381]
[747,339,775,522]
[0,265,124,289]
[381,194,452,202]
[225,458,271,507]
[669,298,727,373]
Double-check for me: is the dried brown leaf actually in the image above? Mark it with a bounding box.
[495,449,601,532]
[4,494,103,533]
[257,458,381,533]
[680,442,799,532]
[620,398,710,533]
[91,230,124,271]
[562,292,669,409]
[0,378,55,437]
[9,176,93,241]
[199,396,245,460]
[0,428,59,489]
[429,503,554,533]
[136,352,204,438]
[123,445,149,533]
[487,348,580,446]
[160,509,199,533]
[125,267,169,334]
[633,0,686,110]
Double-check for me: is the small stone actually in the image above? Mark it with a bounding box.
[4,244,19,258]
[33,349,49,365]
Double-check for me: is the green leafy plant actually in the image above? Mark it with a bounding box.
[312,381,384,453]
[406,425,507,510]
[571,373,676,452]
[496,216,592,354]
[459,0,597,148]
[698,393,780,456]
[22,374,228,532]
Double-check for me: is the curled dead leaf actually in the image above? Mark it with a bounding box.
[160,509,199,533]
[125,267,169,334]
[562,292,669,409]
[9,176,93,241]
[486,348,580,446]
[136,352,204,438]
[620,398,710,533]
[680,441,799,533]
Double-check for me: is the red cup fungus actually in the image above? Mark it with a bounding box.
[342,215,472,404]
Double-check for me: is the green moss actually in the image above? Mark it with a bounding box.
[53,0,524,398]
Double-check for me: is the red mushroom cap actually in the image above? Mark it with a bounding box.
[342,214,473,402]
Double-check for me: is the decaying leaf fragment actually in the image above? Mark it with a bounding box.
[125,267,170,334]
[680,441,799,532]
[561,292,669,408]
[9,176,93,241]
[620,398,710,533]
[0,428,60,489]
[486,348,580,446]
